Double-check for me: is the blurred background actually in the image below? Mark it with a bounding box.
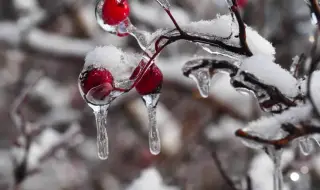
[0,0,319,190]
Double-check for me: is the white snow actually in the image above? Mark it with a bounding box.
[242,103,312,141]
[84,46,141,80]
[205,116,244,141]
[241,54,298,97]
[126,167,179,190]
[182,14,275,57]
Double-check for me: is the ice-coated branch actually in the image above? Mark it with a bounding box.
[182,56,303,113]
[236,122,320,150]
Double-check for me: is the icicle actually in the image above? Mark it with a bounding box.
[142,93,161,155]
[188,68,211,98]
[266,147,283,190]
[155,0,171,10]
[298,137,314,156]
[90,104,110,160]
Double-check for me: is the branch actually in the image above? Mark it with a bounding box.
[235,123,320,149]
[230,0,253,56]
[211,150,239,190]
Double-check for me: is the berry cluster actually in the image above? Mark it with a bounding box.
[80,0,163,102]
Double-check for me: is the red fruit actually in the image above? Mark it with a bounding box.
[130,61,163,95]
[237,0,248,8]
[79,67,114,100]
[102,0,130,26]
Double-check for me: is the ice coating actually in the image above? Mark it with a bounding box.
[188,68,211,98]
[95,0,130,36]
[298,137,314,156]
[155,0,171,10]
[239,104,312,149]
[84,46,141,80]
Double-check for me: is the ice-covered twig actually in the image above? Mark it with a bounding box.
[182,56,303,113]
[236,123,320,149]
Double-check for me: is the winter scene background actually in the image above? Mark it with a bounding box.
[1,0,320,190]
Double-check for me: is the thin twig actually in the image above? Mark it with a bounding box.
[235,123,320,149]
[231,0,253,56]
[211,150,239,190]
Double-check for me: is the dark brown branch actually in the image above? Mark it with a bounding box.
[231,0,253,56]
[235,123,320,150]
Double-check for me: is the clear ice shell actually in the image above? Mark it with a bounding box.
[142,93,161,155]
[188,68,211,98]
[298,137,314,156]
[90,104,110,160]
[95,0,129,36]
[155,0,171,9]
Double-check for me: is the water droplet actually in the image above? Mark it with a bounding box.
[188,68,211,98]
[91,104,110,160]
[298,137,314,156]
[155,0,171,9]
[142,93,161,155]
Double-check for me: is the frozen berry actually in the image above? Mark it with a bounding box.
[130,61,163,95]
[237,0,248,8]
[79,67,114,100]
[102,0,130,26]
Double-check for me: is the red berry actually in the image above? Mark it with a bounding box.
[102,0,130,26]
[79,67,114,100]
[237,0,248,8]
[130,62,163,95]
